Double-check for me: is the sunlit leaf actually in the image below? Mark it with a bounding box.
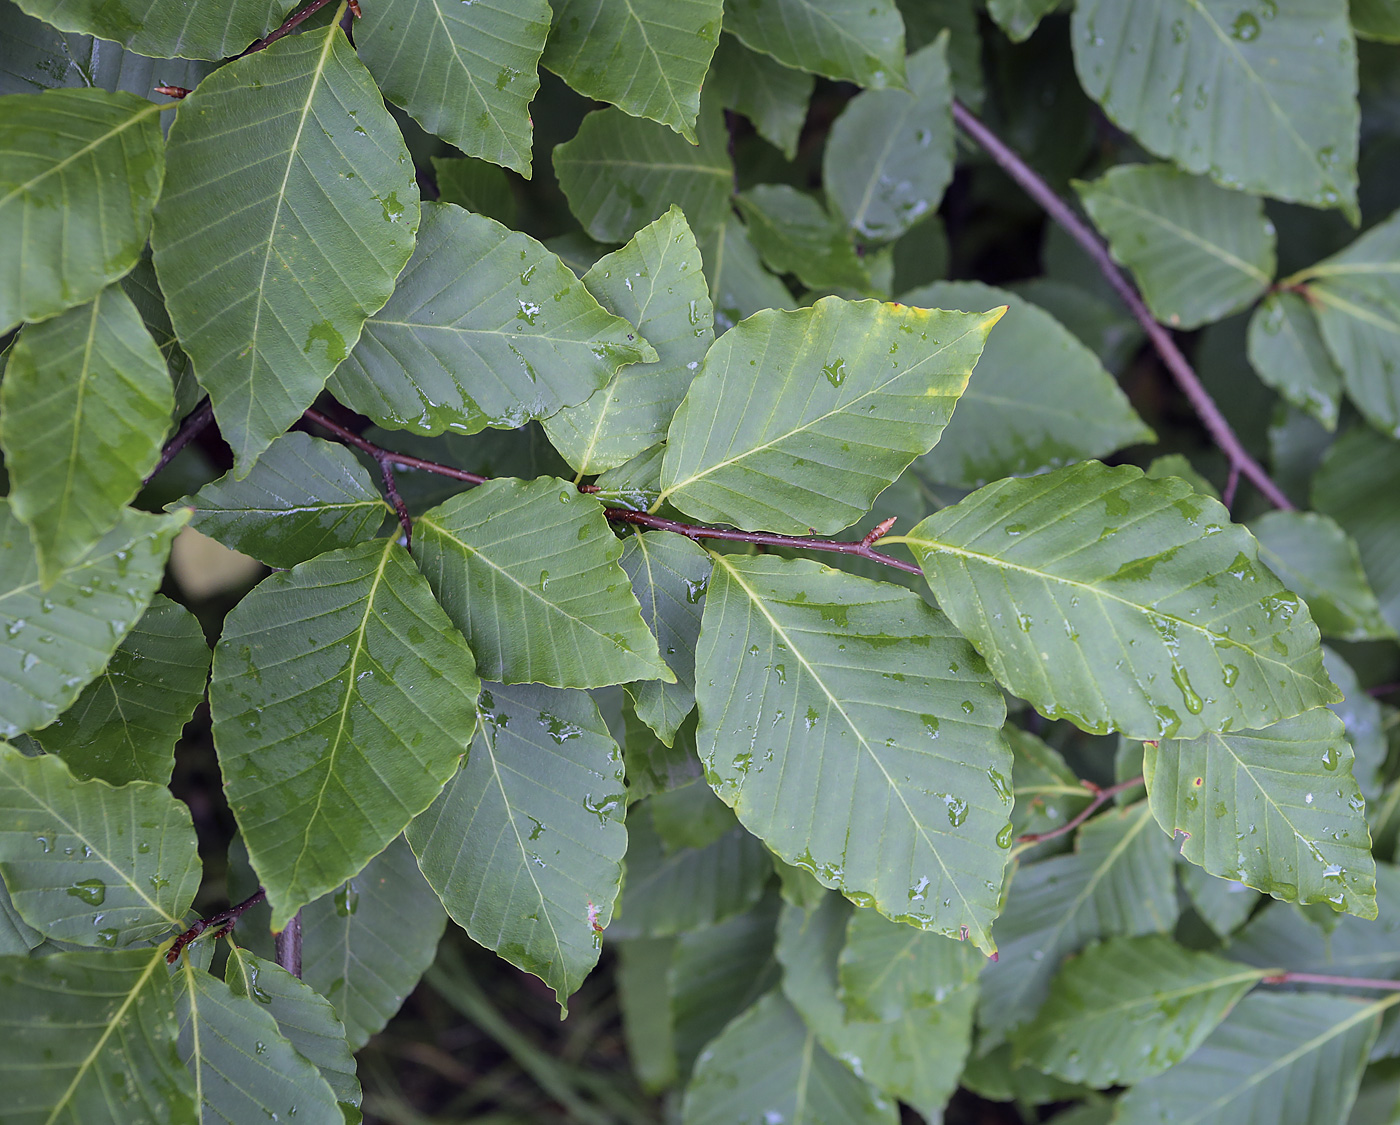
[211,537,479,930]
[722,0,907,89]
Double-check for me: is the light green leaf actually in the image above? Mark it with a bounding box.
[0,746,200,946]
[0,947,195,1124]
[0,88,163,334]
[696,554,1013,952]
[1115,991,1384,1125]
[907,281,1153,487]
[553,98,732,243]
[1144,706,1377,917]
[541,0,722,141]
[224,945,361,1110]
[179,432,389,569]
[357,0,548,174]
[610,809,771,938]
[660,296,1003,534]
[987,0,1060,42]
[0,502,185,739]
[707,33,813,159]
[1013,935,1265,1087]
[1312,425,1400,636]
[824,39,954,242]
[618,531,711,745]
[680,990,898,1125]
[415,477,670,687]
[173,954,340,1125]
[902,462,1339,741]
[12,0,292,59]
[735,185,871,292]
[542,207,715,475]
[978,803,1179,1039]
[1,288,173,584]
[776,893,978,1118]
[837,904,982,1022]
[1298,209,1400,436]
[29,594,209,787]
[300,836,447,1051]
[211,537,480,930]
[329,202,652,438]
[408,681,625,1009]
[1248,290,1343,429]
[1253,510,1395,641]
[700,214,795,335]
[1071,0,1359,217]
[1075,164,1275,329]
[722,0,907,88]
[431,155,516,225]
[152,24,420,476]
[1005,726,1094,844]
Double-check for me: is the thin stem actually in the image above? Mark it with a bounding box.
[1222,462,1241,511]
[1367,681,1400,699]
[301,408,488,485]
[145,398,213,486]
[1015,774,1145,849]
[1262,971,1400,992]
[275,911,303,978]
[165,887,266,963]
[238,0,341,56]
[378,457,413,547]
[951,100,1294,513]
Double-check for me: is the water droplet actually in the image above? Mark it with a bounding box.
[334,882,360,917]
[67,878,106,906]
[821,358,846,387]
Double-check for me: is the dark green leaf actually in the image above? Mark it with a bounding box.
[721,0,907,89]
[211,537,480,929]
[13,0,292,59]
[1005,726,1093,844]
[700,214,795,335]
[431,155,517,225]
[649,777,738,852]
[1248,290,1343,430]
[152,24,420,475]
[119,253,199,421]
[735,185,870,292]
[0,874,43,954]
[408,682,626,1009]
[707,33,813,160]
[1353,0,1400,42]
[987,0,1061,42]
[1180,861,1262,938]
[415,477,670,687]
[616,938,678,1090]
[1324,647,1386,802]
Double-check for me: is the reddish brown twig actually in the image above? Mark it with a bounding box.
[239,0,341,56]
[166,888,267,963]
[301,408,488,486]
[275,911,303,978]
[951,100,1294,513]
[1016,774,1146,847]
[1262,971,1400,992]
[145,399,214,486]
[153,85,191,99]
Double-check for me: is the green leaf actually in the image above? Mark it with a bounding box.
[701,214,795,335]
[680,990,898,1125]
[0,873,43,954]
[357,0,548,175]
[1074,164,1275,329]
[1253,510,1394,641]
[1013,935,1265,1087]
[0,746,200,947]
[707,33,813,160]
[902,462,1339,741]
[300,836,448,1051]
[5,296,171,584]
[1353,0,1400,42]
[1114,991,1384,1125]
[29,594,209,786]
[721,0,907,89]
[622,706,703,803]
[0,502,185,739]
[173,954,340,1125]
[1298,209,1400,436]
[329,202,652,438]
[210,537,480,930]
[151,24,420,476]
[224,944,361,1110]
[837,904,981,1021]
[0,947,195,1124]
[0,88,163,334]
[408,681,625,1008]
[696,554,1013,951]
[1247,291,1343,430]
[896,0,983,110]
[1005,726,1093,844]
[415,477,670,687]
[1071,0,1359,217]
[179,432,390,569]
[553,98,732,243]
[907,281,1153,488]
[541,0,722,142]
[431,155,516,225]
[660,296,1002,534]
[120,253,199,421]
[823,39,954,242]
[776,893,978,1118]
[616,938,679,1089]
[542,207,715,475]
[649,776,738,852]
[735,185,871,292]
[609,810,771,938]
[1312,425,1400,636]
[986,0,1060,42]
[1324,647,1386,802]
[1144,706,1377,917]
[12,0,292,59]
[618,531,710,745]
[1181,861,1261,939]
[978,802,1179,1038]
